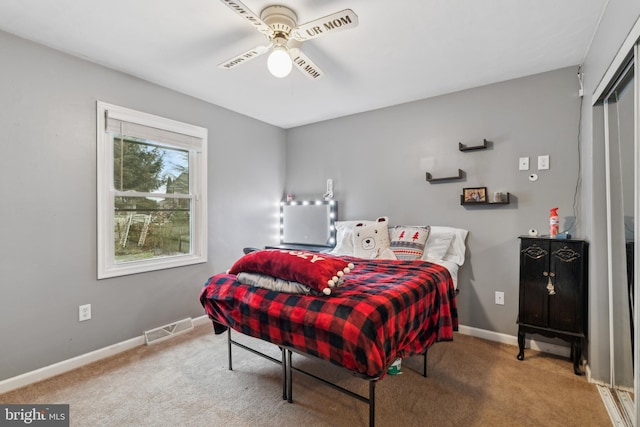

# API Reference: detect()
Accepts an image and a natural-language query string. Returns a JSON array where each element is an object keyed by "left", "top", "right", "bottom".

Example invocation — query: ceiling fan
[{"left": 218, "top": 0, "right": 359, "bottom": 79}]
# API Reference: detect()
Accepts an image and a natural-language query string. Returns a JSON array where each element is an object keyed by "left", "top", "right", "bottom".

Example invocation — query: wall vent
[{"left": 144, "top": 318, "right": 193, "bottom": 345}]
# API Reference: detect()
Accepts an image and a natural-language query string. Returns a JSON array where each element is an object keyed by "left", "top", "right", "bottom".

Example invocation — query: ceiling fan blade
[
  {"left": 291, "top": 9, "right": 358, "bottom": 41},
  {"left": 289, "top": 46, "right": 324, "bottom": 80},
  {"left": 218, "top": 0, "right": 273, "bottom": 37},
  {"left": 218, "top": 45, "right": 271, "bottom": 70}
]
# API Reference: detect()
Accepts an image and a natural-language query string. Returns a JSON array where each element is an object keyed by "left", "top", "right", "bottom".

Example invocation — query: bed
[{"left": 199, "top": 224, "right": 467, "bottom": 426}]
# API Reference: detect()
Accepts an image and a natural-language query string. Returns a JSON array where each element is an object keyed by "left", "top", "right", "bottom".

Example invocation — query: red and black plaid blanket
[{"left": 199, "top": 257, "right": 458, "bottom": 378}]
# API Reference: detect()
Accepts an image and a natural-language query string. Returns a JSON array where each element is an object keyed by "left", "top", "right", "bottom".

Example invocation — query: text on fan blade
[
  {"left": 221, "top": 0, "right": 264, "bottom": 30},
  {"left": 224, "top": 50, "right": 262, "bottom": 68},
  {"left": 293, "top": 56, "right": 321, "bottom": 79},
  {"left": 304, "top": 14, "right": 354, "bottom": 37}
]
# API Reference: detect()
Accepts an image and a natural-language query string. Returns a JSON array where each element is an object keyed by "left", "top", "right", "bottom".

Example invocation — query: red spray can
[{"left": 549, "top": 208, "right": 559, "bottom": 238}]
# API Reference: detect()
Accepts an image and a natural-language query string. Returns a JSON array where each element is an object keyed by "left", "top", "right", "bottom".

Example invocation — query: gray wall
[
  {"left": 3, "top": 0, "right": 640, "bottom": 387},
  {"left": 284, "top": 0, "right": 640, "bottom": 386},
  {"left": 286, "top": 66, "right": 582, "bottom": 337},
  {"left": 580, "top": 0, "right": 640, "bottom": 383},
  {"left": 0, "top": 30, "right": 285, "bottom": 381}
]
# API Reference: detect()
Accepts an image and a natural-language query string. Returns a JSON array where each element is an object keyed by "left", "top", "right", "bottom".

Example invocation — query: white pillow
[
  {"left": 329, "top": 221, "right": 360, "bottom": 256},
  {"left": 332, "top": 222, "right": 468, "bottom": 266},
  {"left": 430, "top": 226, "right": 468, "bottom": 266},
  {"left": 422, "top": 230, "right": 455, "bottom": 261}
]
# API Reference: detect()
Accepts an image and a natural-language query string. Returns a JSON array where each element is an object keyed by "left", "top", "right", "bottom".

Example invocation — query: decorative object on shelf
[
  {"left": 462, "top": 187, "right": 487, "bottom": 203},
  {"left": 492, "top": 192, "right": 504, "bottom": 203},
  {"left": 458, "top": 139, "right": 489, "bottom": 152},
  {"left": 425, "top": 169, "right": 464, "bottom": 183},
  {"left": 460, "top": 191, "right": 511, "bottom": 206}
]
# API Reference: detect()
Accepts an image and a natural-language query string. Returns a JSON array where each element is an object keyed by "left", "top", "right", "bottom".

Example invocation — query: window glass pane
[
  {"left": 114, "top": 196, "right": 191, "bottom": 263},
  {"left": 113, "top": 136, "right": 189, "bottom": 194}
]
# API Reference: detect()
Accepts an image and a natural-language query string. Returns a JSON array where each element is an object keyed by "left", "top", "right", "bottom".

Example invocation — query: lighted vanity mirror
[{"left": 281, "top": 200, "right": 337, "bottom": 247}]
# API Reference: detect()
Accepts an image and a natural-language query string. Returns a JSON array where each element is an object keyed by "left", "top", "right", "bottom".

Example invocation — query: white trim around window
[{"left": 96, "top": 101, "right": 208, "bottom": 279}]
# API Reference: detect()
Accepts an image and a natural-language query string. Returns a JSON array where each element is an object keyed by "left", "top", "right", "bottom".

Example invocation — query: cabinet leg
[
  {"left": 572, "top": 340, "right": 584, "bottom": 376},
  {"left": 517, "top": 330, "right": 525, "bottom": 361}
]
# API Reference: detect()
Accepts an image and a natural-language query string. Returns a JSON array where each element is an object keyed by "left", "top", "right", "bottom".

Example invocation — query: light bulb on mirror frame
[{"left": 267, "top": 45, "right": 293, "bottom": 78}]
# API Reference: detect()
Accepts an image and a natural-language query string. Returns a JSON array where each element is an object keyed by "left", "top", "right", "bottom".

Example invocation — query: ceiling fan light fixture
[
  {"left": 218, "top": 2, "right": 357, "bottom": 80},
  {"left": 267, "top": 45, "right": 292, "bottom": 78}
]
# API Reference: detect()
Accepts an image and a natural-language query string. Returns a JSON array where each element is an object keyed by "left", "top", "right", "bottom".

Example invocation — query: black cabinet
[{"left": 516, "top": 237, "right": 588, "bottom": 375}]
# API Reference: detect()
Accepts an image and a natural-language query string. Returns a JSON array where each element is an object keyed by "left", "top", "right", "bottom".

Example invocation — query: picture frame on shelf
[{"left": 462, "top": 187, "right": 487, "bottom": 203}]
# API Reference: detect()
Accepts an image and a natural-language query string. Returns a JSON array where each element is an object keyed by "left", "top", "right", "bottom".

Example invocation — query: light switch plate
[
  {"left": 538, "top": 155, "right": 550, "bottom": 170},
  {"left": 519, "top": 157, "right": 529, "bottom": 171},
  {"left": 79, "top": 304, "right": 91, "bottom": 321}
]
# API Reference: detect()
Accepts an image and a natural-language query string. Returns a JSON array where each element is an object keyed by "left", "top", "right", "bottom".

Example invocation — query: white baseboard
[
  {"left": 0, "top": 315, "right": 210, "bottom": 395},
  {"left": 457, "top": 324, "right": 571, "bottom": 358},
  {"left": 1, "top": 318, "right": 567, "bottom": 395},
  {"left": 192, "top": 315, "right": 211, "bottom": 327}
]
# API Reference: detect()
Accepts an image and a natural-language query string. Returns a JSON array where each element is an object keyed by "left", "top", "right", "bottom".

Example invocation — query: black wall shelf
[
  {"left": 459, "top": 139, "right": 489, "bottom": 152},
  {"left": 460, "top": 192, "right": 511, "bottom": 206},
  {"left": 426, "top": 169, "right": 464, "bottom": 183}
]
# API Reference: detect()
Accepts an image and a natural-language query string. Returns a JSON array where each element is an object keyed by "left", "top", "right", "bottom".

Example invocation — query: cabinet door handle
[{"left": 546, "top": 276, "right": 556, "bottom": 295}]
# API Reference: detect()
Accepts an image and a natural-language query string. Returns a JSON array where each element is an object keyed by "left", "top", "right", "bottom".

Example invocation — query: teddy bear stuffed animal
[{"left": 352, "top": 217, "right": 396, "bottom": 260}]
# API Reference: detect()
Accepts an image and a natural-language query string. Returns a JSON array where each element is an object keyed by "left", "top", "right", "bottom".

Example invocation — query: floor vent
[{"left": 144, "top": 318, "right": 193, "bottom": 345}]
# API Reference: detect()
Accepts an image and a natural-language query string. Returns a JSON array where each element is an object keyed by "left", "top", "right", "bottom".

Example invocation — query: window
[{"left": 97, "top": 101, "right": 207, "bottom": 278}]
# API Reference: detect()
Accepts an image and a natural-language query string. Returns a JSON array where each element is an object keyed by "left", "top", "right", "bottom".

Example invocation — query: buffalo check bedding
[{"left": 199, "top": 255, "right": 458, "bottom": 379}]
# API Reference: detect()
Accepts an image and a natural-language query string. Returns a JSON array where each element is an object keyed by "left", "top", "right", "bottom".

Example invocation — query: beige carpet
[{"left": 0, "top": 324, "right": 612, "bottom": 426}]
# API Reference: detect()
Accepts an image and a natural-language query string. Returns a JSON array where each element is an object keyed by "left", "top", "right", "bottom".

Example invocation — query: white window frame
[{"left": 96, "top": 101, "right": 207, "bottom": 279}]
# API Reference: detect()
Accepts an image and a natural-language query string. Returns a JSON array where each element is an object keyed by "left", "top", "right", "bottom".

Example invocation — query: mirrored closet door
[{"left": 597, "top": 40, "right": 639, "bottom": 426}]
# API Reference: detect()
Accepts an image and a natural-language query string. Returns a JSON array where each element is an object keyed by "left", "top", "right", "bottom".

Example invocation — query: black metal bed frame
[{"left": 225, "top": 328, "right": 428, "bottom": 427}]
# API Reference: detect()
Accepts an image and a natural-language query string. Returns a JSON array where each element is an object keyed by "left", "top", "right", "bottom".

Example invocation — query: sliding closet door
[
  {"left": 597, "top": 41, "right": 639, "bottom": 426},
  {"left": 604, "top": 56, "right": 634, "bottom": 390}
]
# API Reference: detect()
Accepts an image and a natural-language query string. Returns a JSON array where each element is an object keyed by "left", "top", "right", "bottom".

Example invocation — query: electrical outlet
[
  {"left": 79, "top": 304, "right": 91, "bottom": 321},
  {"left": 538, "top": 155, "right": 550, "bottom": 170},
  {"left": 518, "top": 157, "right": 529, "bottom": 171},
  {"left": 495, "top": 292, "right": 505, "bottom": 305}
]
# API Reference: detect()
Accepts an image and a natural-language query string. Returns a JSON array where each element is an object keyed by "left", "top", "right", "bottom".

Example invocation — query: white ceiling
[{"left": 0, "top": 0, "right": 607, "bottom": 129}]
